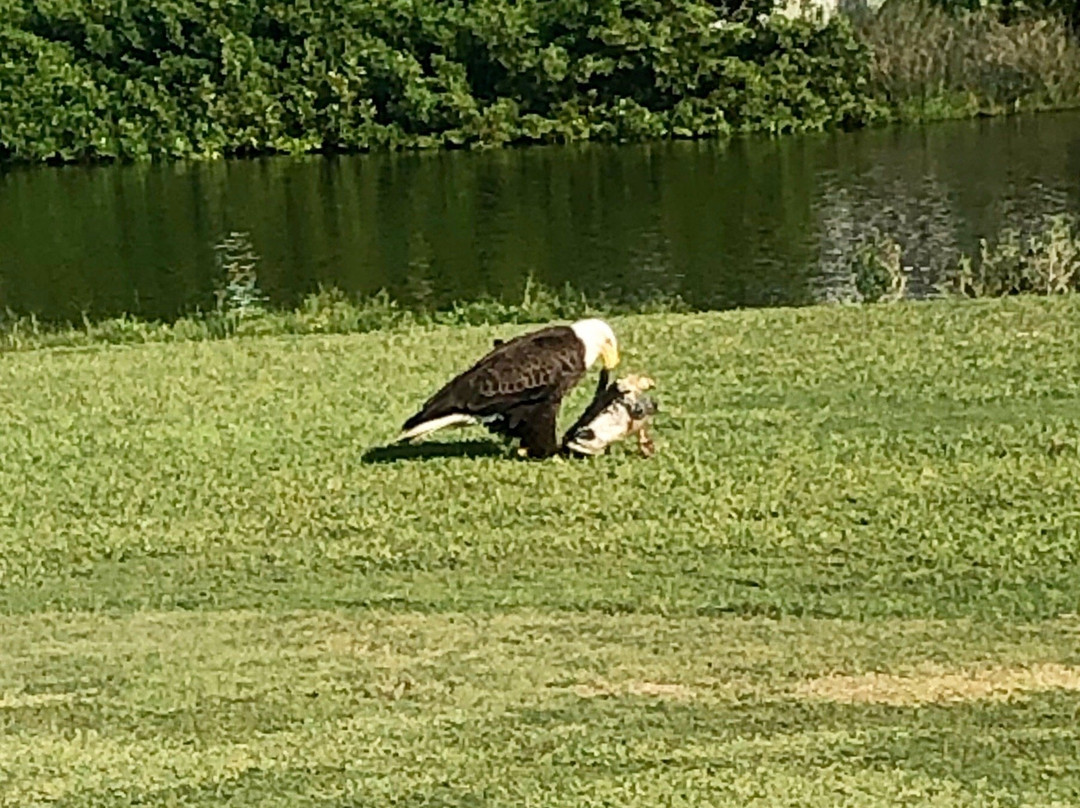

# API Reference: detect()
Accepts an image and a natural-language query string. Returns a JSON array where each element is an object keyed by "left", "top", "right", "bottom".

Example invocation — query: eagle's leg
[
  {"left": 517, "top": 402, "right": 561, "bottom": 459},
  {"left": 521, "top": 434, "right": 560, "bottom": 459}
]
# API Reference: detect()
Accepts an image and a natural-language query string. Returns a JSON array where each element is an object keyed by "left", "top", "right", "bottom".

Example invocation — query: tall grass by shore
[
  {"left": 4, "top": 214, "right": 1078, "bottom": 353},
  {"left": 861, "top": 0, "right": 1080, "bottom": 119},
  {"left": 0, "top": 283, "right": 690, "bottom": 353},
  {"left": 837, "top": 213, "right": 1080, "bottom": 303}
]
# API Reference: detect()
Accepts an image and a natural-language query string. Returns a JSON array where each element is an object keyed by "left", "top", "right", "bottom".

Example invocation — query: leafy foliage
[
  {"left": 0, "top": 0, "right": 882, "bottom": 162},
  {"left": 2, "top": 0, "right": 1078, "bottom": 162}
]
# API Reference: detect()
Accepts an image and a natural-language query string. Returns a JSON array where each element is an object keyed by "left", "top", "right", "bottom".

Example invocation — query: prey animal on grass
[
  {"left": 563, "top": 374, "right": 658, "bottom": 457},
  {"left": 397, "top": 319, "right": 620, "bottom": 459}
]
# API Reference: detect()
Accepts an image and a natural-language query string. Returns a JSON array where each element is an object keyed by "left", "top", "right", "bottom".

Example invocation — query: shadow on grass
[{"left": 362, "top": 440, "right": 508, "bottom": 464}]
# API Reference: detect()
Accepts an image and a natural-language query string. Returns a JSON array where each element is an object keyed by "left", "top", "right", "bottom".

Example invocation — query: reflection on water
[
  {"left": 814, "top": 169, "right": 1074, "bottom": 303},
  {"left": 1, "top": 111, "right": 1078, "bottom": 322}
]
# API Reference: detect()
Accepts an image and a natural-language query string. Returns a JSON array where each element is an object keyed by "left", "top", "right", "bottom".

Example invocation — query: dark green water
[{"left": 2, "top": 112, "right": 1079, "bottom": 322}]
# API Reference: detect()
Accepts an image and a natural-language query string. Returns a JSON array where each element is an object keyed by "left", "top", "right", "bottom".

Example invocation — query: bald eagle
[{"left": 397, "top": 318, "right": 620, "bottom": 458}]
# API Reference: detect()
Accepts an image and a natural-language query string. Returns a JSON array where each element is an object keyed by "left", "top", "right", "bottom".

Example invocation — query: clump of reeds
[
  {"left": 846, "top": 212, "right": 1080, "bottom": 302},
  {"left": 946, "top": 213, "right": 1080, "bottom": 297},
  {"left": 851, "top": 234, "right": 909, "bottom": 302},
  {"left": 858, "top": 0, "right": 1080, "bottom": 116}
]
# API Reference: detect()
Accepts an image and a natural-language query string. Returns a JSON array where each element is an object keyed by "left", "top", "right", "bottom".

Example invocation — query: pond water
[{"left": 2, "top": 111, "right": 1079, "bottom": 322}]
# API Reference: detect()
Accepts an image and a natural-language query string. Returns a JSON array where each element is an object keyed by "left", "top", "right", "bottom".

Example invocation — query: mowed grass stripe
[
  {"left": 2, "top": 610, "right": 1080, "bottom": 807},
  {"left": 2, "top": 297, "right": 1080, "bottom": 618}
]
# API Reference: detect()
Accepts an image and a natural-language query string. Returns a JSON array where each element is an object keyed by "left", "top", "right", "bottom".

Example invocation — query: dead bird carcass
[{"left": 562, "top": 372, "right": 658, "bottom": 457}]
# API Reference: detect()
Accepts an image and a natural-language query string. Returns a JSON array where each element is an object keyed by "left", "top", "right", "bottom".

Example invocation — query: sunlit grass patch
[
  {"left": 795, "top": 663, "right": 1080, "bottom": 705},
  {"left": 3, "top": 296, "right": 1080, "bottom": 619}
]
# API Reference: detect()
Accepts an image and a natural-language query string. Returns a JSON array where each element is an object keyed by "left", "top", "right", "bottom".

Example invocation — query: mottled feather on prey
[{"left": 563, "top": 374, "right": 658, "bottom": 457}]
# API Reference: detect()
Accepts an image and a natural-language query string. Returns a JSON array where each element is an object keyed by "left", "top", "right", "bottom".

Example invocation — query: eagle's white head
[{"left": 571, "top": 318, "right": 620, "bottom": 370}]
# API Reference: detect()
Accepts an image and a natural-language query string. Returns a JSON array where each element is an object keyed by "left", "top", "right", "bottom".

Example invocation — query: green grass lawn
[{"left": 2, "top": 297, "right": 1080, "bottom": 806}]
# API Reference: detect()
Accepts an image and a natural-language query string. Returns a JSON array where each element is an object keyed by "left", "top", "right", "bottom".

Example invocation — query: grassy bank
[
  {"left": 5, "top": 296, "right": 1080, "bottom": 618},
  {"left": 3, "top": 296, "right": 1080, "bottom": 805},
  {"left": 0, "top": 285, "right": 687, "bottom": 354}
]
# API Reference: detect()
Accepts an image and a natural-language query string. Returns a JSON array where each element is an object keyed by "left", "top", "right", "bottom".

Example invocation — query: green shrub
[
  {"left": 0, "top": 0, "right": 879, "bottom": 163},
  {"left": 851, "top": 235, "right": 907, "bottom": 302},
  {"left": 3, "top": 0, "right": 1079, "bottom": 162}
]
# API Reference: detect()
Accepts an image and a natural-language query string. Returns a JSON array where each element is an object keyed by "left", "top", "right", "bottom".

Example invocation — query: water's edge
[{"left": 2, "top": 112, "right": 1078, "bottom": 324}]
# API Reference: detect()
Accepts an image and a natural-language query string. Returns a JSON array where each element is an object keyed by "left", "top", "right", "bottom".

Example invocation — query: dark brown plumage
[{"left": 400, "top": 326, "right": 587, "bottom": 458}]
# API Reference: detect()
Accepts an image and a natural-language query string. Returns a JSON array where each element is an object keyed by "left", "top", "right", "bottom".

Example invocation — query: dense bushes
[
  {"left": 2, "top": 0, "right": 1078, "bottom": 164},
  {"left": 0, "top": 0, "right": 885, "bottom": 162}
]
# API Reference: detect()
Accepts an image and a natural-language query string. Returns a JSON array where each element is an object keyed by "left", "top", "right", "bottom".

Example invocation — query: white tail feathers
[{"left": 396, "top": 413, "right": 478, "bottom": 442}]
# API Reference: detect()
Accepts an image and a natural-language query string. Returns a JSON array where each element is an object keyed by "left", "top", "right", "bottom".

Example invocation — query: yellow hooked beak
[{"left": 600, "top": 342, "right": 620, "bottom": 370}]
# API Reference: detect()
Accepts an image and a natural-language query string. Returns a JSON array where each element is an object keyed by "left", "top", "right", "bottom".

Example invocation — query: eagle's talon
[{"left": 637, "top": 428, "right": 656, "bottom": 458}]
